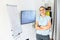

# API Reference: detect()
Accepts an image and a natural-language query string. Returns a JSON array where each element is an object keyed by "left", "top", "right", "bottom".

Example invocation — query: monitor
[{"left": 21, "top": 10, "right": 36, "bottom": 24}]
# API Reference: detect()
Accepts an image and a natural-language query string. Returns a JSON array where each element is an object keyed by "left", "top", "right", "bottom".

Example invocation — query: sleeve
[
  {"left": 47, "top": 16, "right": 51, "bottom": 22},
  {"left": 36, "top": 16, "right": 39, "bottom": 22}
]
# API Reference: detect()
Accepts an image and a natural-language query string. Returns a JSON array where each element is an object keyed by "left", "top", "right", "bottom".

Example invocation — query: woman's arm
[
  {"left": 40, "top": 20, "right": 51, "bottom": 30},
  {"left": 35, "top": 21, "right": 44, "bottom": 30},
  {"left": 35, "top": 20, "right": 51, "bottom": 30}
]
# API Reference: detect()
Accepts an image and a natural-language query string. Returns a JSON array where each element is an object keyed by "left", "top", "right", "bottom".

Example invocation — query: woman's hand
[
  {"left": 35, "top": 20, "right": 51, "bottom": 30},
  {"left": 35, "top": 21, "right": 44, "bottom": 30},
  {"left": 39, "top": 20, "right": 51, "bottom": 30}
]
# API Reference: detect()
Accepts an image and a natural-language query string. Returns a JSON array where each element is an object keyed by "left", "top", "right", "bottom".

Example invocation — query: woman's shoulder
[
  {"left": 46, "top": 15, "right": 51, "bottom": 18},
  {"left": 46, "top": 15, "right": 51, "bottom": 20}
]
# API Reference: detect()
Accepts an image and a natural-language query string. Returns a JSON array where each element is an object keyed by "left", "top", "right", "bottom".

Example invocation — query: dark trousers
[{"left": 36, "top": 34, "right": 50, "bottom": 40}]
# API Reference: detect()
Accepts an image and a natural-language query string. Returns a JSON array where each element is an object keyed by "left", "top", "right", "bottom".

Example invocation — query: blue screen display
[{"left": 21, "top": 10, "right": 36, "bottom": 24}]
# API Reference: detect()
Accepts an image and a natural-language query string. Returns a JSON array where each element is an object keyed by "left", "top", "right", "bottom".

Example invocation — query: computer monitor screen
[{"left": 21, "top": 10, "right": 36, "bottom": 24}]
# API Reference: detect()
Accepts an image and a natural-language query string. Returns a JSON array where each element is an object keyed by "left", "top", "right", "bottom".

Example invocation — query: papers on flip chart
[{"left": 7, "top": 4, "right": 22, "bottom": 38}]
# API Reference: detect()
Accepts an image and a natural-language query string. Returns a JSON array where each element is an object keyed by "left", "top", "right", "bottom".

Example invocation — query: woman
[{"left": 35, "top": 6, "right": 51, "bottom": 40}]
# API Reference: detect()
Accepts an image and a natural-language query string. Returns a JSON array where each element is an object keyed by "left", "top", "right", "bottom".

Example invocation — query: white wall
[
  {"left": 0, "top": 5, "right": 12, "bottom": 40},
  {"left": 0, "top": 0, "right": 36, "bottom": 40},
  {"left": 0, "top": 0, "right": 54, "bottom": 40},
  {"left": 0, "top": 0, "right": 19, "bottom": 40}
]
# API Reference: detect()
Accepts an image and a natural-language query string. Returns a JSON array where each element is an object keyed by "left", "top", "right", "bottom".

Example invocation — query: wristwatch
[{"left": 38, "top": 25, "right": 41, "bottom": 27}]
